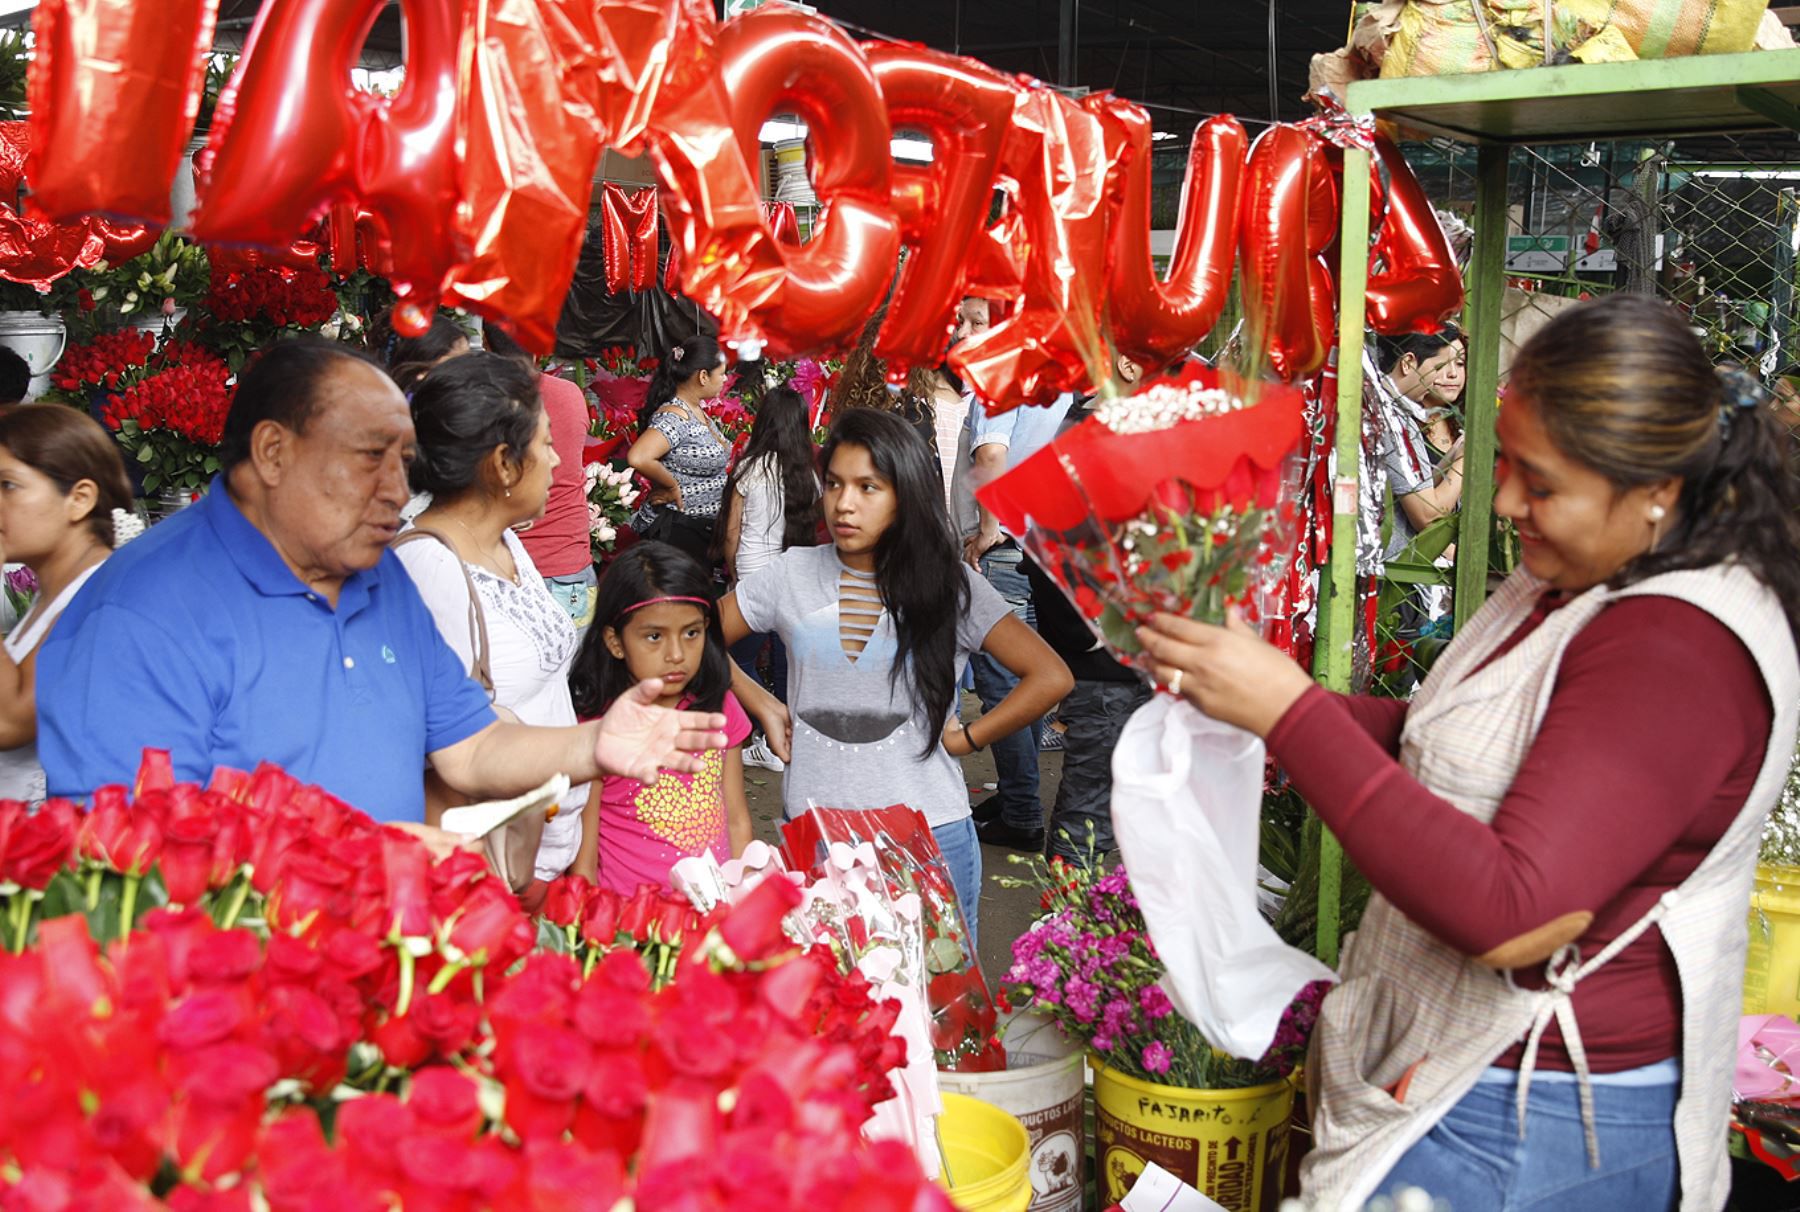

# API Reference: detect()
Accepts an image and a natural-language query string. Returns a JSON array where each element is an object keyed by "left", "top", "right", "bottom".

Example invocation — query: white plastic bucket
[
  {"left": 0, "top": 311, "right": 68, "bottom": 400},
  {"left": 132, "top": 308, "right": 187, "bottom": 348},
  {"left": 939, "top": 1014, "right": 1086, "bottom": 1212}
]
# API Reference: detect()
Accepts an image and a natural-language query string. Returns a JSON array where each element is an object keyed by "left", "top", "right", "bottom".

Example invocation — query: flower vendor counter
[{"left": 1312, "top": 48, "right": 1800, "bottom": 965}]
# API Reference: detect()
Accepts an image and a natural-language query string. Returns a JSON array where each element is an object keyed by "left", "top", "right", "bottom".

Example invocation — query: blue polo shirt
[{"left": 36, "top": 480, "right": 495, "bottom": 820}]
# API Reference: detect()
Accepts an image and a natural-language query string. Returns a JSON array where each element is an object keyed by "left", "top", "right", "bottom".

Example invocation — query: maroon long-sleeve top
[{"left": 1267, "top": 594, "right": 1773, "bottom": 1072}]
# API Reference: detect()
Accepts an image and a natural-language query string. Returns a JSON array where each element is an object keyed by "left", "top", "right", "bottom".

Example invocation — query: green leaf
[
  {"left": 1097, "top": 602, "right": 1142, "bottom": 655},
  {"left": 143, "top": 473, "right": 163, "bottom": 493},
  {"left": 203, "top": 455, "right": 220, "bottom": 474},
  {"left": 136, "top": 445, "right": 155, "bottom": 463}
]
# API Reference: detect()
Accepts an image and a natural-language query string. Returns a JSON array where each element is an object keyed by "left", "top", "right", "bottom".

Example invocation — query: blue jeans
[
  {"left": 729, "top": 631, "right": 789, "bottom": 705},
  {"left": 1047, "top": 679, "right": 1151, "bottom": 863},
  {"left": 971, "top": 544, "right": 1042, "bottom": 830},
  {"left": 931, "top": 816, "right": 982, "bottom": 953},
  {"left": 544, "top": 566, "right": 598, "bottom": 645},
  {"left": 1379, "top": 1066, "right": 1679, "bottom": 1211}
]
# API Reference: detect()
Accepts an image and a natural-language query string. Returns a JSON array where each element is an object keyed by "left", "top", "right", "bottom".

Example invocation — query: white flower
[
  {"left": 595, "top": 523, "right": 616, "bottom": 543},
  {"left": 319, "top": 319, "right": 341, "bottom": 341}
]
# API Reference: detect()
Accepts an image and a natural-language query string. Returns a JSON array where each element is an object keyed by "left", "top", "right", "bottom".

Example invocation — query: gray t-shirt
[{"left": 735, "top": 545, "right": 1010, "bottom": 827}]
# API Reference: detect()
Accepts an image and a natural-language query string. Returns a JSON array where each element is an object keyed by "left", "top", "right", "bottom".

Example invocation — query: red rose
[
  {"left": 520, "top": 1140, "right": 627, "bottom": 1212},
  {"left": 447, "top": 879, "right": 529, "bottom": 965},
  {"left": 500, "top": 1021, "right": 589, "bottom": 1141},
  {"left": 3, "top": 798, "right": 77, "bottom": 889},
  {"left": 571, "top": 974, "right": 651, "bottom": 1048},
  {"left": 719, "top": 875, "right": 802, "bottom": 962},
  {"left": 541, "top": 874, "right": 591, "bottom": 928},
  {"left": 579, "top": 886, "right": 621, "bottom": 948},
  {"left": 265, "top": 985, "right": 349, "bottom": 1089},
  {"left": 170, "top": 1042, "right": 279, "bottom": 1180},
  {"left": 408, "top": 990, "right": 480, "bottom": 1058},
  {"left": 379, "top": 829, "right": 435, "bottom": 938},
  {"left": 407, "top": 1067, "right": 482, "bottom": 1141}
]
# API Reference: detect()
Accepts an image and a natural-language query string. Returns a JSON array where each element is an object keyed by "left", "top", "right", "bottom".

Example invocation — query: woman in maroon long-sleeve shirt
[{"left": 1139, "top": 296, "right": 1800, "bottom": 1210}]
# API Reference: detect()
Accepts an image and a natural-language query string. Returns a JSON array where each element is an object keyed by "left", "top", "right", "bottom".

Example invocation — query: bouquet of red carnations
[{"left": 977, "top": 362, "right": 1306, "bottom": 669}]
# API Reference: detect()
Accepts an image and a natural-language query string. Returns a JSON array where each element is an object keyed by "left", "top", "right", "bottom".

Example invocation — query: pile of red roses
[
  {"left": 93, "top": 342, "right": 234, "bottom": 496},
  {"left": 100, "top": 344, "right": 233, "bottom": 448},
  {"left": 0, "top": 753, "right": 948, "bottom": 1212},
  {"left": 48, "top": 327, "right": 155, "bottom": 394},
  {"left": 201, "top": 262, "right": 338, "bottom": 330}
]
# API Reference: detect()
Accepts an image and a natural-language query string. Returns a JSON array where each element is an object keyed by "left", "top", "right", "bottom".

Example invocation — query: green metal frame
[{"left": 1310, "top": 48, "right": 1800, "bottom": 964}]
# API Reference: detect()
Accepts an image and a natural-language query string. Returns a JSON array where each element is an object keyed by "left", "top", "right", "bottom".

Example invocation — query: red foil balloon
[
  {"left": 442, "top": 0, "right": 608, "bottom": 353},
  {"left": 27, "top": 0, "right": 217, "bottom": 226},
  {"left": 1238, "top": 125, "right": 1339, "bottom": 383},
  {"left": 761, "top": 201, "right": 801, "bottom": 247},
  {"left": 949, "top": 86, "right": 1124, "bottom": 411},
  {"left": 598, "top": 183, "right": 658, "bottom": 294},
  {"left": 193, "top": 0, "right": 466, "bottom": 314},
  {"left": 864, "top": 44, "right": 1020, "bottom": 377},
  {"left": 649, "top": 5, "right": 899, "bottom": 356},
  {"left": 0, "top": 211, "right": 105, "bottom": 290},
  {"left": 594, "top": 0, "right": 693, "bottom": 155},
  {"left": 1103, "top": 107, "right": 1246, "bottom": 371},
  {"left": 1366, "top": 133, "right": 1464, "bottom": 335},
  {"left": 93, "top": 220, "right": 160, "bottom": 263}
]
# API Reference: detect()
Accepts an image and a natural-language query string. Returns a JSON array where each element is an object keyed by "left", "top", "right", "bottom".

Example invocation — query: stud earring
[{"left": 1648, "top": 504, "right": 1666, "bottom": 522}]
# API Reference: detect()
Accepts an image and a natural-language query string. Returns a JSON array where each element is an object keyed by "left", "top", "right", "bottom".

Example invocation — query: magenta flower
[{"left": 1141, "top": 1041, "right": 1173, "bottom": 1075}]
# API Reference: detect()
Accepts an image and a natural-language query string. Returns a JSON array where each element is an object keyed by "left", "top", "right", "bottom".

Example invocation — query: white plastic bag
[{"left": 1112, "top": 694, "right": 1336, "bottom": 1059}]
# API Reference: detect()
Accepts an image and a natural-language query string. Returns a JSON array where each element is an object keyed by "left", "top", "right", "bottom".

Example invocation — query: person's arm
[
  {"left": 723, "top": 747, "right": 751, "bottom": 858},
  {"left": 0, "top": 641, "right": 37, "bottom": 749},
  {"left": 1396, "top": 453, "right": 1464, "bottom": 531},
  {"left": 572, "top": 780, "right": 600, "bottom": 882},
  {"left": 943, "top": 613, "right": 1074, "bottom": 757},
  {"left": 431, "top": 679, "right": 727, "bottom": 799},
  {"left": 718, "top": 588, "right": 791, "bottom": 759},
  {"left": 626, "top": 423, "right": 682, "bottom": 508},
  {"left": 1264, "top": 599, "right": 1769, "bottom": 967},
  {"left": 721, "top": 484, "right": 747, "bottom": 581},
  {"left": 962, "top": 441, "right": 1010, "bottom": 568}
]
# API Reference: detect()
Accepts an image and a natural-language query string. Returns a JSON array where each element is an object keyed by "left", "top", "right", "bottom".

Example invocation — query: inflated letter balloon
[
  {"left": 442, "top": 0, "right": 607, "bottom": 353},
  {"left": 1365, "top": 133, "right": 1463, "bottom": 335},
  {"left": 950, "top": 87, "right": 1124, "bottom": 411},
  {"left": 762, "top": 201, "right": 801, "bottom": 247},
  {"left": 864, "top": 44, "right": 1019, "bottom": 376},
  {"left": 594, "top": 0, "right": 692, "bottom": 155},
  {"left": 1238, "top": 125, "right": 1338, "bottom": 383},
  {"left": 193, "top": 0, "right": 466, "bottom": 317},
  {"left": 27, "top": 0, "right": 218, "bottom": 226},
  {"left": 1103, "top": 107, "right": 1245, "bottom": 370},
  {"left": 598, "top": 183, "right": 659, "bottom": 294},
  {"left": 649, "top": 5, "right": 899, "bottom": 355}
]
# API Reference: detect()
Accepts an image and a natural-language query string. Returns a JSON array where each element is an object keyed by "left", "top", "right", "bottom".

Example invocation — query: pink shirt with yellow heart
[{"left": 593, "top": 692, "right": 751, "bottom": 894}]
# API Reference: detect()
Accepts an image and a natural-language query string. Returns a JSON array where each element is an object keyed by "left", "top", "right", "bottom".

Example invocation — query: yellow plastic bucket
[
  {"left": 1744, "top": 863, "right": 1800, "bottom": 1018},
  {"left": 938, "top": 1092, "right": 1033, "bottom": 1212},
  {"left": 1092, "top": 1058, "right": 1294, "bottom": 1212}
]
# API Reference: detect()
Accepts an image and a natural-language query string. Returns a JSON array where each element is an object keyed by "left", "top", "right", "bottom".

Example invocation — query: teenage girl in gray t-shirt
[{"left": 718, "top": 409, "right": 1073, "bottom": 943}]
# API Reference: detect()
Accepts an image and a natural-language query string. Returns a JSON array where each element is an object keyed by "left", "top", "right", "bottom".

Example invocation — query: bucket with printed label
[
  {"left": 1092, "top": 1057, "right": 1294, "bottom": 1212},
  {"left": 939, "top": 1014, "right": 1086, "bottom": 1211}
]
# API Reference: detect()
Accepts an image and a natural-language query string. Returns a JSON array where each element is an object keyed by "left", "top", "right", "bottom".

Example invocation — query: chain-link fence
[{"left": 1363, "top": 131, "right": 1800, "bottom": 691}]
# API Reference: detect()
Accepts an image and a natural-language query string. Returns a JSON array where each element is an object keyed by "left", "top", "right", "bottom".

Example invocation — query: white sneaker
[{"left": 743, "top": 736, "right": 785, "bottom": 772}]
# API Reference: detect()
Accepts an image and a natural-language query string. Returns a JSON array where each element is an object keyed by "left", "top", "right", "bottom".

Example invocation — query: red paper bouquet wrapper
[{"left": 977, "top": 363, "right": 1307, "bottom": 668}]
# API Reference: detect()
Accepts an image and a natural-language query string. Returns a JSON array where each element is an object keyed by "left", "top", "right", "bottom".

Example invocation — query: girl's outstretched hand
[
  {"left": 1134, "top": 609, "right": 1315, "bottom": 738},
  {"left": 595, "top": 678, "right": 729, "bottom": 783}
]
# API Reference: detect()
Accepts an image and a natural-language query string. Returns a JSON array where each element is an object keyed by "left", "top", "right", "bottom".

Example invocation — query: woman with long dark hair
[
  {"left": 718, "top": 408, "right": 1072, "bottom": 943},
  {"left": 625, "top": 335, "right": 732, "bottom": 565},
  {"left": 1139, "top": 294, "right": 1800, "bottom": 1209},
  {"left": 715, "top": 385, "right": 821, "bottom": 770}
]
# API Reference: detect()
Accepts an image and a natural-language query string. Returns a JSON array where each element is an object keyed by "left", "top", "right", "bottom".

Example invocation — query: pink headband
[{"left": 621, "top": 595, "right": 711, "bottom": 616}]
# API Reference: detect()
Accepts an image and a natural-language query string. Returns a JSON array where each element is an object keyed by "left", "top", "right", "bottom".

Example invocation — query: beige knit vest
[{"left": 1300, "top": 565, "right": 1800, "bottom": 1211}]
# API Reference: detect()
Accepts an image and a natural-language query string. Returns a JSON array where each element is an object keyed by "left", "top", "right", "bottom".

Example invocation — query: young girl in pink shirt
[{"left": 570, "top": 542, "right": 751, "bottom": 893}]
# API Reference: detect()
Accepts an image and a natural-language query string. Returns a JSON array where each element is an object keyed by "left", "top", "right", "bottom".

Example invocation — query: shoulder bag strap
[{"left": 392, "top": 528, "right": 495, "bottom": 696}]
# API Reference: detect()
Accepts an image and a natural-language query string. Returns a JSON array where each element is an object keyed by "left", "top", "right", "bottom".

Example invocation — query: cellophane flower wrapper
[
  {"left": 977, "top": 363, "right": 1308, "bottom": 678},
  {"left": 782, "top": 805, "right": 1007, "bottom": 1074}
]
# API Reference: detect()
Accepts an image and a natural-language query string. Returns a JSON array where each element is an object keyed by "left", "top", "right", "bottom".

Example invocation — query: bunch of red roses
[
  {"left": 201, "top": 262, "right": 338, "bottom": 330},
  {"left": 48, "top": 327, "right": 155, "bottom": 394},
  {"left": 0, "top": 752, "right": 946, "bottom": 1212},
  {"left": 96, "top": 343, "right": 234, "bottom": 496}
]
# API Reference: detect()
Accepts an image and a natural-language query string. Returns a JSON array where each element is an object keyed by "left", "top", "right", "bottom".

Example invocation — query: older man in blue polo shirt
[{"left": 37, "top": 340, "right": 723, "bottom": 820}]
